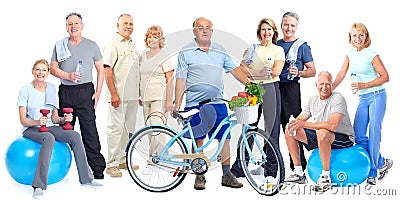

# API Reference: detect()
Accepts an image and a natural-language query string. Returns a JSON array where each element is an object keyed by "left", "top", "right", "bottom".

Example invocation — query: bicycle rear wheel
[
  {"left": 239, "top": 129, "right": 284, "bottom": 196},
  {"left": 126, "top": 126, "right": 189, "bottom": 192}
]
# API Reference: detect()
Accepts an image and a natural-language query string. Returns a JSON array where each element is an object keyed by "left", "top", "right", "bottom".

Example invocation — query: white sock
[
  {"left": 321, "top": 170, "right": 330, "bottom": 177},
  {"left": 294, "top": 166, "right": 303, "bottom": 175}
]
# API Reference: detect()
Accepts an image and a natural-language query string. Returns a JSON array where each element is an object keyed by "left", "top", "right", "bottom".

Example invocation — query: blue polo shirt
[
  {"left": 176, "top": 39, "right": 238, "bottom": 107},
  {"left": 277, "top": 39, "right": 314, "bottom": 82}
]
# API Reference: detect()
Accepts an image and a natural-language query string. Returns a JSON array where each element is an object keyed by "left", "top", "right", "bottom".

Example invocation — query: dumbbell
[
  {"left": 38, "top": 109, "right": 50, "bottom": 132},
  {"left": 62, "top": 108, "right": 73, "bottom": 130}
]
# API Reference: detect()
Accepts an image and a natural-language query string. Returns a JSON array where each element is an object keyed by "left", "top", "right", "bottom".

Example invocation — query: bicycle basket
[{"left": 233, "top": 104, "right": 259, "bottom": 124}]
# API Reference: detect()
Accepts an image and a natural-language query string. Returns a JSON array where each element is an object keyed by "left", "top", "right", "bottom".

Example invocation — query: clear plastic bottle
[
  {"left": 288, "top": 114, "right": 296, "bottom": 136},
  {"left": 351, "top": 73, "right": 358, "bottom": 94},
  {"left": 265, "top": 57, "right": 273, "bottom": 79},
  {"left": 75, "top": 60, "right": 83, "bottom": 83},
  {"left": 287, "top": 61, "right": 296, "bottom": 80}
]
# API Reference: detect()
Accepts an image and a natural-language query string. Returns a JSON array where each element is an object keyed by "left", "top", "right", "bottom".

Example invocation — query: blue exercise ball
[
  {"left": 5, "top": 136, "right": 72, "bottom": 185},
  {"left": 307, "top": 145, "right": 370, "bottom": 186}
]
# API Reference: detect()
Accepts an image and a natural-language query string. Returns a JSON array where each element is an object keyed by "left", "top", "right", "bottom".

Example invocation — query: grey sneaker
[
  {"left": 194, "top": 174, "right": 206, "bottom": 190},
  {"left": 284, "top": 172, "right": 307, "bottom": 184},
  {"left": 314, "top": 175, "right": 332, "bottom": 193},
  {"left": 221, "top": 172, "right": 243, "bottom": 188},
  {"left": 378, "top": 159, "right": 393, "bottom": 180},
  {"left": 250, "top": 166, "right": 263, "bottom": 175},
  {"left": 367, "top": 177, "right": 376, "bottom": 185},
  {"left": 81, "top": 180, "right": 104, "bottom": 187}
]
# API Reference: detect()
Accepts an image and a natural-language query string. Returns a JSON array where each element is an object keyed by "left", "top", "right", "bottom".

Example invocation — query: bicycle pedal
[
  {"left": 217, "top": 155, "right": 222, "bottom": 162},
  {"left": 173, "top": 167, "right": 180, "bottom": 177}
]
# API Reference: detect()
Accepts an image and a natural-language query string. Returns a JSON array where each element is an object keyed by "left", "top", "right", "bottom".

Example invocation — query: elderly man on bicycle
[{"left": 173, "top": 17, "right": 249, "bottom": 190}]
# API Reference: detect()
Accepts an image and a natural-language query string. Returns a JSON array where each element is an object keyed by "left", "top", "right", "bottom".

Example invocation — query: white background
[{"left": 0, "top": 0, "right": 398, "bottom": 199}]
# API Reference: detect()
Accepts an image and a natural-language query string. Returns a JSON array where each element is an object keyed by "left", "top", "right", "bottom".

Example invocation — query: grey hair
[
  {"left": 282, "top": 12, "right": 299, "bottom": 25},
  {"left": 118, "top": 13, "right": 132, "bottom": 21},
  {"left": 318, "top": 71, "right": 333, "bottom": 81},
  {"left": 66, "top": 12, "right": 82, "bottom": 23}
]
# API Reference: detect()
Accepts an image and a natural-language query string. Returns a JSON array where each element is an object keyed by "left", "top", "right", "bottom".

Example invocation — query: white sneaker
[
  {"left": 142, "top": 165, "right": 160, "bottom": 175},
  {"left": 284, "top": 172, "right": 307, "bottom": 184},
  {"left": 367, "top": 177, "right": 376, "bottom": 185},
  {"left": 265, "top": 176, "right": 277, "bottom": 183},
  {"left": 259, "top": 176, "right": 277, "bottom": 191},
  {"left": 378, "top": 159, "right": 393, "bottom": 180},
  {"left": 314, "top": 175, "right": 332, "bottom": 193},
  {"left": 32, "top": 188, "right": 43, "bottom": 199}
]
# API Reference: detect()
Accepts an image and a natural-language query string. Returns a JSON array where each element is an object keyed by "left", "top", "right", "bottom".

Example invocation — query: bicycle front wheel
[
  {"left": 239, "top": 129, "right": 284, "bottom": 196},
  {"left": 126, "top": 126, "right": 189, "bottom": 192}
]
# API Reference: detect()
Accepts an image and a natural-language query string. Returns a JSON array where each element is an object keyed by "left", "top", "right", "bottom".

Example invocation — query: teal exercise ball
[
  {"left": 5, "top": 136, "right": 72, "bottom": 185},
  {"left": 307, "top": 145, "right": 370, "bottom": 186}
]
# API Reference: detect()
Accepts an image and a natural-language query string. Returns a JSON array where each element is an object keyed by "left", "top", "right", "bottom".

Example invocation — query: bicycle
[{"left": 125, "top": 98, "right": 284, "bottom": 196}]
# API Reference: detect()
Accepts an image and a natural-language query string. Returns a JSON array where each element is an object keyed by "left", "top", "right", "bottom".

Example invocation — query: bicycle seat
[
  {"left": 199, "top": 97, "right": 228, "bottom": 106},
  {"left": 172, "top": 109, "right": 200, "bottom": 121}
]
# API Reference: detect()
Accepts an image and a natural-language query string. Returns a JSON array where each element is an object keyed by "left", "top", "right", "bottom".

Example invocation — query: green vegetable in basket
[
  {"left": 245, "top": 82, "right": 265, "bottom": 104},
  {"left": 228, "top": 97, "right": 248, "bottom": 111}
]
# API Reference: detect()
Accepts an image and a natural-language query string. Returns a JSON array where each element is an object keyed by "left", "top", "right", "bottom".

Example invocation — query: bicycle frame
[
  {"left": 148, "top": 110, "right": 268, "bottom": 170},
  {"left": 125, "top": 102, "right": 284, "bottom": 195}
]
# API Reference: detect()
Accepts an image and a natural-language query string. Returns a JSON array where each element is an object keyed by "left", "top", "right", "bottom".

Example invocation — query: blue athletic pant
[{"left": 354, "top": 89, "right": 386, "bottom": 178}]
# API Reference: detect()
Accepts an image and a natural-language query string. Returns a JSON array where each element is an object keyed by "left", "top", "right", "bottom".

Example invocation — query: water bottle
[
  {"left": 287, "top": 61, "right": 296, "bottom": 80},
  {"left": 288, "top": 114, "right": 296, "bottom": 136},
  {"left": 265, "top": 57, "right": 273, "bottom": 79},
  {"left": 351, "top": 73, "right": 358, "bottom": 94},
  {"left": 75, "top": 60, "right": 83, "bottom": 83}
]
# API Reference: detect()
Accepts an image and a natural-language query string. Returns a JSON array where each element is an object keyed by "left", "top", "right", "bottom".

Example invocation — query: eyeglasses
[{"left": 195, "top": 27, "right": 213, "bottom": 32}]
